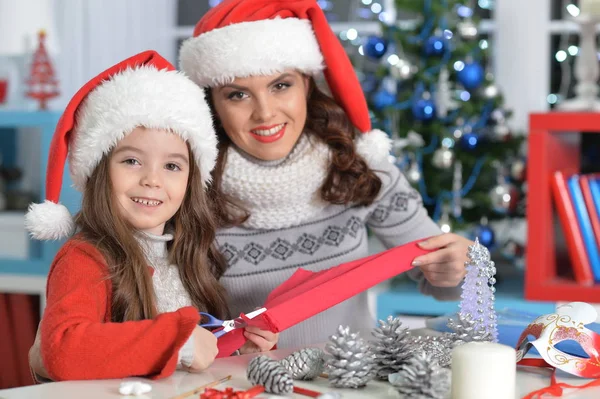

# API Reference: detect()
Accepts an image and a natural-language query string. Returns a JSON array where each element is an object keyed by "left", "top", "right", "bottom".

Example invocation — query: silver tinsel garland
[
  {"left": 410, "top": 334, "right": 455, "bottom": 368},
  {"left": 246, "top": 355, "right": 293, "bottom": 394},
  {"left": 325, "top": 325, "right": 376, "bottom": 388},
  {"left": 389, "top": 352, "right": 451, "bottom": 399},
  {"left": 371, "top": 316, "right": 414, "bottom": 379},
  {"left": 279, "top": 347, "right": 325, "bottom": 380}
]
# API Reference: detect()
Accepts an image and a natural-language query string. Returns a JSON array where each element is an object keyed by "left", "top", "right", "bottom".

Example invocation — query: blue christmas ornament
[
  {"left": 372, "top": 89, "right": 396, "bottom": 110},
  {"left": 460, "top": 132, "right": 479, "bottom": 150},
  {"left": 364, "top": 35, "right": 388, "bottom": 59},
  {"left": 424, "top": 35, "right": 446, "bottom": 56},
  {"left": 411, "top": 98, "right": 436, "bottom": 121},
  {"left": 474, "top": 224, "right": 495, "bottom": 248},
  {"left": 457, "top": 60, "right": 484, "bottom": 90}
]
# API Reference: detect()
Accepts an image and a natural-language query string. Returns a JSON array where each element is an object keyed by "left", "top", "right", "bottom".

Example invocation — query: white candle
[
  {"left": 451, "top": 342, "right": 516, "bottom": 399},
  {"left": 580, "top": 0, "right": 600, "bottom": 18}
]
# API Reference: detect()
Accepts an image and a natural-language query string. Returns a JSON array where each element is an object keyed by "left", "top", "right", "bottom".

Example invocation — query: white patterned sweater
[{"left": 217, "top": 135, "right": 461, "bottom": 348}]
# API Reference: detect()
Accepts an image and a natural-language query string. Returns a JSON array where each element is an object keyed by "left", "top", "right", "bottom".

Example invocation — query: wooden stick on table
[{"left": 169, "top": 375, "right": 232, "bottom": 399}]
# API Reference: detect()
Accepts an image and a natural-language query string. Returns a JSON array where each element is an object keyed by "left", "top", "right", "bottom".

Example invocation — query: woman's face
[{"left": 211, "top": 70, "right": 310, "bottom": 161}]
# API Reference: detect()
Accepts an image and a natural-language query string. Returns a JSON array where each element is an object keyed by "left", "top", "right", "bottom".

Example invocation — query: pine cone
[
  {"left": 279, "top": 347, "right": 325, "bottom": 380},
  {"left": 411, "top": 335, "right": 454, "bottom": 368},
  {"left": 246, "top": 355, "right": 293, "bottom": 394},
  {"left": 371, "top": 316, "right": 414, "bottom": 379},
  {"left": 447, "top": 312, "right": 493, "bottom": 345},
  {"left": 325, "top": 325, "right": 376, "bottom": 388},
  {"left": 389, "top": 352, "right": 451, "bottom": 399}
]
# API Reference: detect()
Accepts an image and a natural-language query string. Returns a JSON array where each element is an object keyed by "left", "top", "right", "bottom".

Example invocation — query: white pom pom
[
  {"left": 119, "top": 381, "right": 152, "bottom": 396},
  {"left": 24, "top": 200, "right": 74, "bottom": 241},
  {"left": 355, "top": 129, "right": 392, "bottom": 168}
]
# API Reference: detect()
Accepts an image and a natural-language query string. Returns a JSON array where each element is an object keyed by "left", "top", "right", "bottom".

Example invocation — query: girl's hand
[
  {"left": 239, "top": 326, "right": 279, "bottom": 354},
  {"left": 188, "top": 326, "right": 219, "bottom": 372},
  {"left": 411, "top": 233, "right": 474, "bottom": 287}
]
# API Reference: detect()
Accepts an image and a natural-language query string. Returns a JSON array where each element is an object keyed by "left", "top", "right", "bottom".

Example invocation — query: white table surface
[{"left": 1, "top": 345, "right": 599, "bottom": 399}]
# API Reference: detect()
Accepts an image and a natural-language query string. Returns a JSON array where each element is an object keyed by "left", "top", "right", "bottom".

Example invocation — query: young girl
[
  {"left": 179, "top": 0, "right": 475, "bottom": 348},
  {"left": 25, "top": 51, "right": 277, "bottom": 381}
]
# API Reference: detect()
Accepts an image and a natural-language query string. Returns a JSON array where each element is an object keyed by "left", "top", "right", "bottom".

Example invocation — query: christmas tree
[
  {"left": 354, "top": 1, "right": 526, "bottom": 246},
  {"left": 25, "top": 30, "right": 60, "bottom": 110}
]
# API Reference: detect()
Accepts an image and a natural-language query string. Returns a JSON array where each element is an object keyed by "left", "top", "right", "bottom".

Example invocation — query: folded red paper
[{"left": 216, "top": 238, "right": 430, "bottom": 357}]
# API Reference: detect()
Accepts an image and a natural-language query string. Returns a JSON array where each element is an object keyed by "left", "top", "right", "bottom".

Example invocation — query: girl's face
[
  {"left": 211, "top": 70, "right": 310, "bottom": 161},
  {"left": 109, "top": 127, "right": 190, "bottom": 235}
]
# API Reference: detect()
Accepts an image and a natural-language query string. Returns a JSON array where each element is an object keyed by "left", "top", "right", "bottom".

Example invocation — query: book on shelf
[
  {"left": 551, "top": 170, "right": 595, "bottom": 285},
  {"left": 567, "top": 174, "right": 600, "bottom": 281}
]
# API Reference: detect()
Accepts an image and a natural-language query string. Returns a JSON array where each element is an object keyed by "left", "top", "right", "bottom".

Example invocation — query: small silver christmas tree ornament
[
  {"left": 371, "top": 316, "right": 414, "bottom": 379},
  {"left": 247, "top": 355, "right": 293, "bottom": 394},
  {"left": 325, "top": 325, "right": 376, "bottom": 388},
  {"left": 452, "top": 238, "right": 499, "bottom": 342},
  {"left": 410, "top": 335, "right": 454, "bottom": 368},
  {"left": 389, "top": 352, "right": 451, "bottom": 399},
  {"left": 279, "top": 347, "right": 325, "bottom": 380}
]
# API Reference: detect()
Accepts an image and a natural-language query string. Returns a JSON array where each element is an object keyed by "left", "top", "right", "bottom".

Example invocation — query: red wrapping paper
[{"left": 216, "top": 238, "right": 429, "bottom": 357}]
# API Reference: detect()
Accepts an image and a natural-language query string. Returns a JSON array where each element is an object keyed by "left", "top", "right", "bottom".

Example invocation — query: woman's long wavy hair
[
  {"left": 208, "top": 76, "right": 383, "bottom": 227},
  {"left": 75, "top": 145, "right": 230, "bottom": 322}
]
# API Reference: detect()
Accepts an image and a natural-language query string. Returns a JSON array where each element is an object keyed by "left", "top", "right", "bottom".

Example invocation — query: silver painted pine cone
[
  {"left": 371, "top": 316, "right": 414, "bottom": 379},
  {"left": 389, "top": 352, "right": 451, "bottom": 399},
  {"left": 325, "top": 325, "right": 376, "bottom": 388},
  {"left": 447, "top": 312, "right": 493, "bottom": 345},
  {"left": 247, "top": 355, "right": 293, "bottom": 394},
  {"left": 279, "top": 347, "right": 325, "bottom": 380}
]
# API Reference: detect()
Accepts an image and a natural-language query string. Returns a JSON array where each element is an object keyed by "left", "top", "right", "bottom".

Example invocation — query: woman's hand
[
  {"left": 411, "top": 233, "right": 475, "bottom": 287},
  {"left": 238, "top": 326, "right": 279, "bottom": 355}
]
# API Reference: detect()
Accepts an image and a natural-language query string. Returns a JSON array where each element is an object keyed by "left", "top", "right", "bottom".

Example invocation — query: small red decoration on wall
[{"left": 25, "top": 30, "right": 59, "bottom": 110}]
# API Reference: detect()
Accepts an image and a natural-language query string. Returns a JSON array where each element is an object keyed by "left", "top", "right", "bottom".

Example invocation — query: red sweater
[{"left": 41, "top": 239, "right": 200, "bottom": 381}]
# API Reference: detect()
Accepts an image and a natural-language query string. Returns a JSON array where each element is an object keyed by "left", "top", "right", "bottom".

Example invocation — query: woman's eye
[
  {"left": 274, "top": 82, "right": 291, "bottom": 91},
  {"left": 227, "top": 91, "right": 248, "bottom": 100},
  {"left": 165, "top": 163, "right": 181, "bottom": 171}
]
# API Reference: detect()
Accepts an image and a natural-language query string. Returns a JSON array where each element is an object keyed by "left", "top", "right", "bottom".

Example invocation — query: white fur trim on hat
[
  {"left": 179, "top": 18, "right": 324, "bottom": 87},
  {"left": 70, "top": 66, "right": 217, "bottom": 190},
  {"left": 25, "top": 200, "right": 74, "bottom": 240},
  {"left": 355, "top": 129, "right": 392, "bottom": 168}
]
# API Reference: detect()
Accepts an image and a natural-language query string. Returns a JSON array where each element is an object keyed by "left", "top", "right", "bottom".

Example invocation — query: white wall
[{"left": 52, "top": 0, "right": 177, "bottom": 108}]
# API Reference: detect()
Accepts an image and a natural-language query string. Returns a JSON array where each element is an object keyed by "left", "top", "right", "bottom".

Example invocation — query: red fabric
[
  {"left": 0, "top": 294, "right": 19, "bottom": 388},
  {"left": 519, "top": 359, "right": 600, "bottom": 398},
  {"left": 45, "top": 50, "right": 174, "bottom": 205},
  {"left": 191, "top": 0, "right": 371, "bottom": 133},
  {"left": 216, "top": 239, "right": 429, "bottom": 356},
  {"left": 0, "top": 293, "right": 38, "bottom": 389},
  {"left": 41, "top": 239, "right": 199, "bottom": 380}
]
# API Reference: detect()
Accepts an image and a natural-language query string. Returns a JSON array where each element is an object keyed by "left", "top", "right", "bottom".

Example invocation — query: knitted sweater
[
  {"left": 40, "top": 233, "right": 199, "bottom": 381},
  {"left": 218, "top": 136, "right": 461, "bottom": 348}
]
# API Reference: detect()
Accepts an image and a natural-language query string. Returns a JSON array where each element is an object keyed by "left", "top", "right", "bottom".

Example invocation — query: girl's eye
[
  {"left": 273, "top": 82, "right": 291, "bottom": 91},
  {"left": 165, "top": 163, "right": 181, "bottom": 171},
  {"left": 123, "top": 158, "right": 140, "bottom": 166},
  {"left": 227, "top": 91, "right": 248, "bottom": 100}
]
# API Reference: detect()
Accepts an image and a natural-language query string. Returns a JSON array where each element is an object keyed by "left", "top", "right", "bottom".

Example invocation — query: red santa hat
[
  {"left": 179, "top": 0, "right": 391, "bottom": 166},
  {"left": 25, "top": 50, "right": 218, "bottom": 241}
]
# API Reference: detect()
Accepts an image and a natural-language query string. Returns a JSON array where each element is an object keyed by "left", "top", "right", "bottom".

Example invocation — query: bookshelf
[
  {"left": 0, "top": 110, "right": 79, "bottom": 302},
  {"left": 526, "top": 112, "right": 600, "bottom": 303}
]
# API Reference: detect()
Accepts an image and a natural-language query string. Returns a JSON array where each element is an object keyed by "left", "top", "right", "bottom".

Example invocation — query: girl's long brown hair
[
  {"left": 209, "top": 77, "right": 383, "bottom": 227},
  {"left": 75, "top": 146, "right": 229, "bottom": 322}
]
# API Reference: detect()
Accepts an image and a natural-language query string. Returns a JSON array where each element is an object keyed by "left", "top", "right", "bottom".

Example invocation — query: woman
[{"left": 179, "top": 0, "right": 474, "bottom": 348}]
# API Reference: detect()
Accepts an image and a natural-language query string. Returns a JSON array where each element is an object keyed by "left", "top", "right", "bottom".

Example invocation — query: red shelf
[{"left": 526, "top": 112, "right": 600, "bottom": 302}]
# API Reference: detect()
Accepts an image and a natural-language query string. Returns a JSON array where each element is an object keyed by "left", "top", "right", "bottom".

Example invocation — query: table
[{"left": 1, "top": 345, "right": 599, "bottom": 399}]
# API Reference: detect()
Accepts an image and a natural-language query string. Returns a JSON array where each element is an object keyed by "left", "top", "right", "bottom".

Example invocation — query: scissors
[{"left": 199, "top": 307, "right": 267, "bottom": 338}]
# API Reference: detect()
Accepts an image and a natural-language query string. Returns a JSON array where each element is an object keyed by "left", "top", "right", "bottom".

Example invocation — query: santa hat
[
  {"left": 179, "top": 0, "right": 390, "bottom": 166},
  {"left": 25, "top": 50, "right": 218, "bottom": 241}
]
